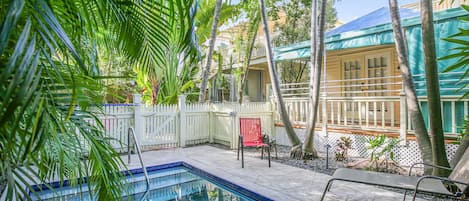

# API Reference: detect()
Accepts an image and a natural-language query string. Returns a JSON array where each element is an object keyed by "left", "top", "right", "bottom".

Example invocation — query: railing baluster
[
  {"left": 366, "top": 102, "right": 369, "bottom": 127},
  {"left": 382, "top": 101, "right": 385, "bottom": 128},
  {"left": 358, "top": 101, "right": 362, "bottom": 126},
  {"left": 391, "top": 101, "right": 395, "bottom": 128},
  {"left": 331, "top": 102, "right": 335, "bottom": 125},
  {"left": 337, "top": 102, "right": 341, "bottom": 126},
  {"left": 344, "top": 101, "right": 348, "bottom": 126},
  {"left": 374, "top": 101, "right": 377, "bottom": 127}
]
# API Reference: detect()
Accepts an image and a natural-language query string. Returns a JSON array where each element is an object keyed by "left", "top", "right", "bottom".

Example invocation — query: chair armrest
[
  {"left": 409, "top": 163, "right": 452, "bottom": 176},
  {"left": 415, "top": 175, "right": 468, "bottom": 197}
]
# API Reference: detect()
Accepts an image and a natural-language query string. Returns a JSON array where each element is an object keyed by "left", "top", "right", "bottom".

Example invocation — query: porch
[{"left": 273, "top": 71, "right": 469, "bottom": 139}]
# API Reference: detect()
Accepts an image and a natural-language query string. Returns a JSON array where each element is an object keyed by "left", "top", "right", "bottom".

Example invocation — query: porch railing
[{"left": 273, "top": 73, "right": 469, "bottom": 142}]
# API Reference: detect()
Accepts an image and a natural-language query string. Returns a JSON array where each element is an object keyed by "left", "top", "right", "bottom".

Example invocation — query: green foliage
[
  {"left": 452, "top": 117, "right": 469, "bottom": 144},
  {"left": 366, "top": 135, "right": 400, "bottom": 171},
  {"left": 132, "top": 0, "right": 200, "bottom": 104},
  {"left": 440, "top": 4, "right": 469, "bottom": 98},
  {"left": 196, "top": 0, "right": 241, "bottom": 45},
  {"left": 273, "top": 0, "right": 337, "bottom": 84},
  {"left": 335, "top": 136, "right": 352, "bottom": 161},
  {"left": 0, "top": 0, "right": 198, "bottom": 200},
  {"left": 273, "top": 0, "right": 337, "bottom": 47}
]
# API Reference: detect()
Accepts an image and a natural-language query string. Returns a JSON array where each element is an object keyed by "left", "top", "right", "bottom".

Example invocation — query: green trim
[{"left": 274, "top": 7, "right": 468, "bottom": 61}]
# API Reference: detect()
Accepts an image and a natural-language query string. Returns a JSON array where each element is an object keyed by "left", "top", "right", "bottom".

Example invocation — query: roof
[
  {"left": 274, "top": 7, "right": 468, "bottom": 61},
  {"left": 326, "top": 7, "right": 420, "bottom": 36}
]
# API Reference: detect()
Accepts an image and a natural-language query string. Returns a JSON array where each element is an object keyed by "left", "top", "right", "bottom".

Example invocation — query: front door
[
  {"left": 365, "top": 53, "right": 391, "bottom": 97},
  {"left": 341, "top": 53, "right": 392, "bottom": 125}
]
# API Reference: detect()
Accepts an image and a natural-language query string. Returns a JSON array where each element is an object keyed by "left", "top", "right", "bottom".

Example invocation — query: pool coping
[{"left": 29, "top": 161, "right": 274, "bottom": 201}]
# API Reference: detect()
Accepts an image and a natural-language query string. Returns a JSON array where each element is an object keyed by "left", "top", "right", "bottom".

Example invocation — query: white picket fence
[{"left": 95, "top": 95, "right": 275, "bottom": 152}]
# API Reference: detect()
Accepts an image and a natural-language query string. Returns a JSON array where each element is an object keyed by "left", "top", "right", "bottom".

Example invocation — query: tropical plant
[
  {"left": 367, "top": 135, "right": 400, "bottom": 172},
  {"left": 128, "top": 0, "right": 199, "bottom": 105},
  {"left": 388, "top": 0, "right": 434, "bottom": 174},
  {"left": 0, "top": 0, "right": 198, "bottom": 200},
  {"left": 451, "top": 119, "right": 469, "bottom": 167},
  {"left": 258, "top": 0, "right": 304, "bottom": 158},
  {"left": 335, "top": 136, "right": 352, "bottom": 161},
  {"left": 238, "top": 1, "right": 261, "bottom": 104},
  {"left": 420, "top": 0, "right": 451, "bottom": 176},
  {"left": 439, "top": 4, "right": 469, "bottom": 167},
  {"left": 303, "top": 0, "right": 328, "bottom": 159},
  {"left": 199, "top": 0, "right": 223, "bottom": 102}
]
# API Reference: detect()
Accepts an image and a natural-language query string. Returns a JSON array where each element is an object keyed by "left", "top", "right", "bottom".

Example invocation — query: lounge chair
[
  {"left": 237, "top": 118, "right": 271, "bottom": 168},
  {"left": 320, "top": 148, "right": 469, "bottom": 200}
]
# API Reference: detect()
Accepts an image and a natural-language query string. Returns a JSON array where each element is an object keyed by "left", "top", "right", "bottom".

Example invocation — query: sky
[{"left": 335, "top": 0, "right": 418, "bottom": 23}]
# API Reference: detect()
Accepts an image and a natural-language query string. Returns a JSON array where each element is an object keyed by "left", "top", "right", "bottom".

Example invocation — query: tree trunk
[
  {"left": 239, "top": 27, "right": 259, "bottom": 104},
  {"left": 151, "top": 80, "right": 161, "bottom": 105},
  {"left": 303, "top": 0, "right": 326, "bottom": 159},
  {"left": 258, "top": 0, "right": 303, "bottom": 158},
  {"left": 450, "top": 120, "right": 469, "bottom": 167},
  {"left": 420, "top": 0, "right": 451, "bottom": 176},
  {"left": 199, "top": 0, "right": 223, "bottom": 103},
  {"left": 388, "top": 0, "right": 434, "bottom": 175}
]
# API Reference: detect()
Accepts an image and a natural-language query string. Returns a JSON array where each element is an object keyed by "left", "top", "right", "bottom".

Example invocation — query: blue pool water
[{"left": 31, "top": 162, "right": 273, "bottom": 201}]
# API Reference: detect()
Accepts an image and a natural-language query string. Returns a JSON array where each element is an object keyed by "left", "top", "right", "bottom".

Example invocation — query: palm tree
[
  {"left": 439, "top": 4, "right": 469, "bottom": 167},
  {"left": 420, "top": 0, "right": 451, "bottom": 176},
  {"left": 239, "top": 2, "right": 261, "bottom": 104},
  {"left": 0, "top": 0, "right": 197, "bottom": 200},
  {"left": 303, "top": 0, "right": 326, "bottom": 159},
  {"left": 199, "top": 0, "right": 223, "bottom": 102},
  {"left": 258, "top": 0, "right": 303, "bottom": 158},
  {"left": 388, "top": 0, "right": 434, "bottom": 174}
]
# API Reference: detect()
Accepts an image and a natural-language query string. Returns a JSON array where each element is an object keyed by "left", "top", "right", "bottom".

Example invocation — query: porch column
[
  {"left": 322, "top": 94, "right": 328, "bottom": 136},
  {"left": 399, "top": 89, "right": 407, "bottom": 145}
]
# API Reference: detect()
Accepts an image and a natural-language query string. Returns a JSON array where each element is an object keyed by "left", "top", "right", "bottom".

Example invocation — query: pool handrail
[{"left": 128, "top": 127, "right": 150, "bottom": 200}]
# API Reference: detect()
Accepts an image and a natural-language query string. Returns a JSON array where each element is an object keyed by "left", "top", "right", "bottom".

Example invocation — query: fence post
[
  {"left": 399, "top": 90, "right": 407, "bottom": 145},
  {"left": 209, "top": 103, "right": 214, "bottom": 143},
  {"left": 133, "top": 94, "right": 144, "bottom": 149},
  {"left": 230, "top": 104, "right": 239, "bottom": 149},
  {"left": 179, "top": 95, "right": 187, "bottom": 147}
]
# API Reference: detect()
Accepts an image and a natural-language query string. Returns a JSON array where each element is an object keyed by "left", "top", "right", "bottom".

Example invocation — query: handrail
[{"left": 128, "top": 127, "right": 150, "bottom": 200}]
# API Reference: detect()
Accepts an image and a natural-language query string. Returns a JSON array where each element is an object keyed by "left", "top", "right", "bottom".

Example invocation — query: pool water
[{"left": 31, "top": 162, "right": 272, "bottom": 201}]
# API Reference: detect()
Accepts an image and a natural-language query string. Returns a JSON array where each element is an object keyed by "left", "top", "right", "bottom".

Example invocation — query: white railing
[
  {"left": 280, "top": 75, "right": 403, "bottom": 98},
  {"left": 94, "top": 96, "right": 275, "bottom": 151},
  {"left": 277, "top": 73, "right": 469, "bottom": 136}
]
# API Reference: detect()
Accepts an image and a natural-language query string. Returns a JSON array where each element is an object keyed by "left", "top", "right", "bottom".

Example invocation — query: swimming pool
[{"left": 31, "top": 162, "right": 273, "bottom": 201}]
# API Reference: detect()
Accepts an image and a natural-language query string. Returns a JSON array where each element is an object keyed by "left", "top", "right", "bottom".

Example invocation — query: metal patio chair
[
  {"left": 320, "top": 148, "right": 469, "bottom": 200},
  {"left": 237, "top": 118, "right": 271, "bottom": 168}
]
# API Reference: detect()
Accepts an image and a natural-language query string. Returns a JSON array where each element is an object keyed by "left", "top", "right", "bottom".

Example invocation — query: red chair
[{"left": 237, "top": 118, "right": 271, "bottom": 168}]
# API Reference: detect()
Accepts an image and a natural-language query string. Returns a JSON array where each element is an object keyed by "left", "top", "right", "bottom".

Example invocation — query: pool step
[{"left": 34, "top": 167, "right": 205, "bottom": 201}]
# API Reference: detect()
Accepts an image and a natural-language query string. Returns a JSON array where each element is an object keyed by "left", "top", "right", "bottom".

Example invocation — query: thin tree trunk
[
  {"left": 258, "top": 0, "right": 303, "bottom": 158},
  {"left": 450, "top": 121, "right": 469, "bottom": 167},
  {"left": 239, "top": 27, "right": 259, "bottom": 104},
  {"left": 151, "top": 80, "right": 161, "bottom": 105},
  {"left": 420, "top": 0, "right": 451, "bottom": 176},
  {"left": 303, "top": 0, "right": 326, "bottom": 159},
  {"left": 199, "top": 0, "right": 223, "bottom": 103},
  {"left": 388, "top": 0, "right": 434, "bottom": 174}
]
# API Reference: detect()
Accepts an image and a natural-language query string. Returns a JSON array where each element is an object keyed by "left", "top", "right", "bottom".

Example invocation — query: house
[{"left": 272, "top": 5, "right": 469, "bottom": 140}]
